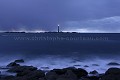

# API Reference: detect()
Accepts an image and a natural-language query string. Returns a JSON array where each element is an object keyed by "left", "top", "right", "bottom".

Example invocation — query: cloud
[
  {"left": 0, "top": 0, "right": 120, "bottom": 32},
  {"left": 63, "top": 16, "right": 120, "bottom": 33}
]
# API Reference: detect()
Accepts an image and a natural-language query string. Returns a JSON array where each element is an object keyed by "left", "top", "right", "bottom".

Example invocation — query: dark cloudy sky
[{"left": 0, "top": 0, "right": 120, "bottom": 32}]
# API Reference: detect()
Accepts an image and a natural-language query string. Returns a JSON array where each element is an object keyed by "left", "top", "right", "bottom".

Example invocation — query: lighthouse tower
[{"left": 58, "top": 24, "right": 60, "bottom": 32}]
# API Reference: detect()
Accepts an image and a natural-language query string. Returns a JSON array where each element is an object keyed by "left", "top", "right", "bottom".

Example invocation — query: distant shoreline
[{"left": 0, "top": 31, "right": 120, "bottom": 34}]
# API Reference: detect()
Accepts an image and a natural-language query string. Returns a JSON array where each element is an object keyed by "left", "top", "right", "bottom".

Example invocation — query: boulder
[
  {"left": 7, "top": 65, "right": 45, "bottom": 80},
  {"left": 46, "top": 71, "right": 58, "bottom": 80},
  {"left": 56, "top": 70, "right": 78, "bottom": 80},
  {"left": 105, "top": 68, "right": 120, "bottom": 75},
  {"left": 87, "top": 76, "right": 99, "bottom": 80},
  {"left": 8, "top": 66, "right": 37, "bottom": 73},
  {"left": 46, "top": 67, "right": 86, "bottom": 80},
  {"left": 101, "top": 68, "right": 120, "bottom": 80},
  {"left": 14, "top": 59, "right": 24, "bottom": 63},
  {"left": 63, "top": 67, "right": 88, "bottom": 78},
  {"left": 41, "top": 67, "right": 49, "bottom": 70},
  {"left": 89, "top": 70, "right": 99, "bottom": 75},
  {"left": 73, "top": 65, "right": 81, "bottom": 67},
  {"left": 92, "top": 64, "right": 99, "bottom": 66},
  {"left": 22, "top": 70, "right": 45, "bottom": 80},
  {"left": 84, "top": 65, "right": 89, "bottom": 67},
  {"left": 107, "top": 62, "right": 120, "bottom": 66},
  {"left": 52, "top": 69, "right": 66, "bottom": 75},
  {"left": 7, "top": 62, "right": 20, "bottom": 67}
]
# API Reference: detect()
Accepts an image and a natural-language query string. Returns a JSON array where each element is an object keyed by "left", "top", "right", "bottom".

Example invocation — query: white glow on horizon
[
  {"left": 0, "top": 29, "right": 46, "bottom": 33},
  {"left": 63, "top": 28, "right": 106, "bottom": 33}
]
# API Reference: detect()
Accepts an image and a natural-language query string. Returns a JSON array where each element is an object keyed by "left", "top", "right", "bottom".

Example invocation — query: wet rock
[
  {"left": 101, "top": 68, "right": 120, "bottom": 80},
  {"left": 85, "top": 70, "right": 100, "bottom": 80},
  {"left": 52, "top": 69, "right": 66, "bottom": 75},
  {"left": 46, "top": 71, "right": 58, "bottom": 80},
  {"left": 7, "top": 62, "right": 20, "bottom": 67},
  {"left": 107, "top": 62, "right": 120, "bottom": 66},
  {"left": 73, "top": 65, "right": 81, "bottom": 67},
  {"left": 14, "top": 59, "right": 24, "bottom": 63},
  {"left": 8, "top": 66, "right": 37, "bottom": 73},
  {"left": 81, "top": 76, "right": 100, "bottom": 80},
  {"left": 89, "top": 70, "right": 99, "bottom": 75},
  {"left": 84, "top": 65, "right": 89, "bottom": 67},
  {"left": 41, "top": 67, "right": 49, "bottom": 69},
  {"left": 56, "top": 70, "right": 78, "bottom": 80},
  {"left": 46, "top": 70, "right": 77, "bottom": 80},
  {"left": 92, "top": 64, "right": 99, "bottom": 66},
  {"left": 88, "top": 76, "right": 99, "bottom": 80},
  {"left": 6, "top": 65, "right": 45, "bottom": 80},
  {"left": 64, "top": 67, "right": 88, "bottom": 78},
  {"left": 46, "top": 67, "right": 87, "bottom": 80},
  {"left": 105, "top": 68, "right": 120, "bottom": 75},
  {"left": 21, "top": 70, "right": 45, "bottom": 80}
]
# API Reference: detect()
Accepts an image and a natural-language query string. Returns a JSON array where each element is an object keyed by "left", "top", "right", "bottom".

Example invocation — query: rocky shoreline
[{"left": 0, "top": 59, "right": 120, "bottom": 80}]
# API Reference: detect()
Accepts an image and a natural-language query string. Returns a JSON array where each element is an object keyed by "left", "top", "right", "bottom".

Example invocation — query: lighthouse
[{"left": 58, "top": 24, "right": 60, "bottom": 32}]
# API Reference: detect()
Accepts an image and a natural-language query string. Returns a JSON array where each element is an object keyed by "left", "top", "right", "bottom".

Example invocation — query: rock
[
  {"left": 7, "top": 62, "right": 20, "bottom": 67},
  {"left": 75, "top": 68, "right": 88, "bottom": 78},
  {"left": 6, "top": 65, "right": 45, "bottom": 80},
  {"left": 52, "top": 69, "right": 66, "bottom": 75},
  {"left": 101, "top": 68, "right": 120, "bottom": 80},
  {"left": 46, "top": 67, "right": 87, "bottom": 80},
  {"left": 56, "top": 76, "right": 76, "bottom": 80},
  {"left": 84, "top": 65, "right": 89, "bottom": 67},
  {"left": 46, "top": 71, "right": 58, "bottom": 80},
  {"left": 88, "top": 76, "right": 99, "bottom": 80},
  {"left": 92, "top": 64, "right": 99, "bottom": 66},
  {"left": 63, "top": 67, "right": 88, "bottom": 78},
  {"left": 107, "top": 62, "right": 120, "bottom": 66},
  {"left": 14, "top": 59, "right": 24, "bottom": 63},
  {"left": 105, "top": 68, "right": 120, "bottom": 75},
  {"left": 8, "top": 66, "right": 37, "bottom": 73},
  {"left": 22, "top": 70, "right": 45, "bottom": 80},
  {"left": 56, "top": 70, "right": 78, "bottom": 80},
  {"left": 89, "top": 70, "right": 98, "bottom": 75},
  {"left": 87, "top": 70, "right": 100, "bottom": 80},
  {"left": 42, "top": 67, "right": 49, "bottom": 69},
  {"left": 73, "top": 65, "right": 81, "bottom": 67},
  {"left": 81, "top": 76, "right": 100, "bottom": 80}
]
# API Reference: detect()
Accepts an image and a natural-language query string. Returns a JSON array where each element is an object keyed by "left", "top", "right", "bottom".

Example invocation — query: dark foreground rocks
[
  {"left": 1, "top": 65, "right": 45, "bottom": 80},
  {"left": 46, "top": 67, "right": 88, "bottom": 80},
  {"left": 101, "top": 68, "right": 120, "bottom": 80},
  {"left": 1, "top": 60, "right": 120, "bottom": 80}
]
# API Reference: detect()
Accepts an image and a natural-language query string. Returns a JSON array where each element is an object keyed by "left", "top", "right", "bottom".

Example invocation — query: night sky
[{"left": 0, "top": 0, "right": 120, "bottom": 32}]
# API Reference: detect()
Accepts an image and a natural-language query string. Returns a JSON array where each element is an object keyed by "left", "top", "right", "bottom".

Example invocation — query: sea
[{"left": 0, "top": 33, "right": 120, "bottom": 75}]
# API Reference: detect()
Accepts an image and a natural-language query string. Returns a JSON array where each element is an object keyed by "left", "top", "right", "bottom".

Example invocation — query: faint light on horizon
[
  {"left": 63, "top": 28, "right": 106, "bottom": 33},
  {"left": 0, "top": 29, "right": 46, "bottom": 33}
]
